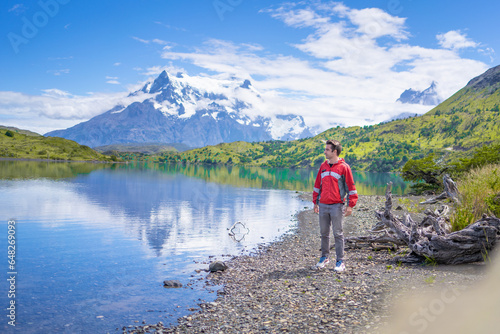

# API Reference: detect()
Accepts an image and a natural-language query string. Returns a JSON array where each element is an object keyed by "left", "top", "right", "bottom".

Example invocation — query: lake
[{"left": 0, "top": 160, "right": 410, "bottom": 333}]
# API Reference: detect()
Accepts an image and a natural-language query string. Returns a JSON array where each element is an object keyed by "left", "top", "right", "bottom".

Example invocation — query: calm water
[{"left": 0, "top": 161, "right": 410, "bottom": 333}]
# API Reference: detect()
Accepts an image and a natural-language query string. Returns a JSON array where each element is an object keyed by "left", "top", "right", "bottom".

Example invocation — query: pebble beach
[{"left": 126, "top": 193, "right": 487, "bottom": 334}]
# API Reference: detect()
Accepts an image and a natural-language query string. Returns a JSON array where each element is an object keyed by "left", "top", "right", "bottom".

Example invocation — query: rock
[
  {"left": 209, "top": 261, "right": 228, "bottom": 272},
  {"left": 163, "top": 280, "right": 182, "bottom": 288}
]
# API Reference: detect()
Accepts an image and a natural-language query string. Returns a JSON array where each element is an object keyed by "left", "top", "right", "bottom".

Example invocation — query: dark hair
[{"left": 326, "top": 140, "right": 342, "bottom": 156}]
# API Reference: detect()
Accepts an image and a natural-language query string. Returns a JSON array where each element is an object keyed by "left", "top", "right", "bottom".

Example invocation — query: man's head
[{"left": 325, "top": 140, "right": 342, "bottom": 157}]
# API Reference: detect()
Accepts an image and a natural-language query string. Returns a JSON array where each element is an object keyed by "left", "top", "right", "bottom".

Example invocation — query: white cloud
[
  {"left": 437, "top": 30, "right": 478, "bottom": 50},
  {"left": 0, "top": 90, "right": 149, "bottom": 134},
  {"left": 138, "top": 64, "right": 186, "bottom": 77},
  {"left": 160, "top": 2, "right": 488, "bottom": 130},
  {"left": 8, "top": 4, "right": 27, "bottom": 14},
  {"left": 132, "top": 36, "right": 175, "bottom": 49},
  {"left": 154, "top": 21, "right": 188, "bottom": 32},
  {"left": 48, "top": 56, "right": 73, "bottom": 61},
  {"left": 0, "top": 1, "right": 490, "bottom": 135},
  {"left": 152, "top": 38, "right": 169, "bottom": 46},
  {"left": 42, "top": 89, "right": 72, "bottom": 98},
  {"left": 132, "top": 36, "right": 150, "bottom": 44},
  {"left": 347, "top": 7, "right": 408, "bottom": 40},
  {"left": 106, "top": 76, "right": 120, "bottom": 85},
  {"left": 266, "top": 5, "right": 329, "bottom": 28},
  {"left": 478, "top": 47, "right": 496, "bottom": 62},
  {"left": 47, "top": 69, "right": 70, "bottom": 76}
]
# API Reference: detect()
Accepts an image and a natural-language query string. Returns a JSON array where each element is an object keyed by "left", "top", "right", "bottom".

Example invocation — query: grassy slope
[
  {"left": 0, "top": 127, "right": 118, "bottom": 162},
  {"left": 159, "top": 81, "right": 500, "bottom": 172}
]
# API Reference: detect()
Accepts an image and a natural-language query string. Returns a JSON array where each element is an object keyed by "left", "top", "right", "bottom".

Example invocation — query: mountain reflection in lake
[
  {"left": 0, "top": 162, "right": 307, "bottom": 333},
  {"left": 0, "top": 161, "right": 410, "bottom": 333}
]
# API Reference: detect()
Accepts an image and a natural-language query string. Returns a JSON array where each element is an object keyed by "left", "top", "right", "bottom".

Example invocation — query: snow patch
[
  {"left": 111, "top": 107, "right": 126, "bottom": 114},
  {"left": 153, "top": 101, "right": 178, "bottom": 116},
  {"left": 269, "top": 116, "right": 305, "bottom": 139},
  {"left": 179, "top": 102, "right": 197, "bottom": 118}
]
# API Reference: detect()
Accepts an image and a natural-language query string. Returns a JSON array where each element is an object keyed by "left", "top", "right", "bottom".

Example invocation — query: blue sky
[{"left": 1, "top": 0, "right": 499, "bottom": 134}]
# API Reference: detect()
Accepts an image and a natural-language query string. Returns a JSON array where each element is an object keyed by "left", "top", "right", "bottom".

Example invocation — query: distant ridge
[
  {"left": 94, "top": 142, "right": 192, "bottom": 154},
  {"left": 1, "top": 125, "right": 41, "bottom": 137}
]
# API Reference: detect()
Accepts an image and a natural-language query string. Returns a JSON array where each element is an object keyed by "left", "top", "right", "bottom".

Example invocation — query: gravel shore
[{"left": 126, "top": 194, "right": 487, "bottom": 334}]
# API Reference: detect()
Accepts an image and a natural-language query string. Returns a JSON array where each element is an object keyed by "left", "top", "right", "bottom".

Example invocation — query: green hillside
[
  {"left": 159, "top": 65, "right": 500, "bottom": 172},
  {"left": 0, "top": 126, "right": 119, "bottom": 162}
]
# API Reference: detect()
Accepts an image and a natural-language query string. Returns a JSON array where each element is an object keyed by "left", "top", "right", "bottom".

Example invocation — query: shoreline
[{"left": 126, "top": 193, "right": 487, "bottom": 333}]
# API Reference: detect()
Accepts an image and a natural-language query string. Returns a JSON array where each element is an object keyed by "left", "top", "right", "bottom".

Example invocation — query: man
[{"left": 312, "top": 140, "right": 358, "bottom": 272}]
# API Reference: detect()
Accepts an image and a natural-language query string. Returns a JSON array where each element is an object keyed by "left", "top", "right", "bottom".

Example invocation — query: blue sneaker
[
  {"left": 334, "top": 260, "right": 345, "bottom": 272},
  {"left": 315, "top": 256, "right": 330, "bottom": 269}
]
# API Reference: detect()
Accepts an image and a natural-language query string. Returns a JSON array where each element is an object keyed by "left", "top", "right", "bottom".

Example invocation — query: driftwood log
[
  {"left": 420, "top": 174, "right": 460, "bottom": 204},
  {"left": 345, "top": 227, "right": 407, "bottom": 251},
  {"left": 348, "top": 182, "right": 500, "bottom": 264}
]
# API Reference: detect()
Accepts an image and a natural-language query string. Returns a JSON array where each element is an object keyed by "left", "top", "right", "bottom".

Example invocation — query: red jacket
[{"left": 312, "top": 158, "right": 358, "bottom": 207}]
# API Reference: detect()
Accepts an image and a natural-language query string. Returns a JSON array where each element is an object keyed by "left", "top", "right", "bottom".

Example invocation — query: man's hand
[
  {"left": 314, "top": 204, "right": 319, "bottom": 214},
  {"left": 344, "top": 206, "right": 353, "bottom": 217}
]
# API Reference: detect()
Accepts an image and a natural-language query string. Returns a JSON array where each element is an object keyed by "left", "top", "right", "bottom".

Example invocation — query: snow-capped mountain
[
  {"left": 396, "top": 81, "right": 442, "bottom": 106},
  {"left": 45, "top": 71, "right": 314, "bottom": 148}
]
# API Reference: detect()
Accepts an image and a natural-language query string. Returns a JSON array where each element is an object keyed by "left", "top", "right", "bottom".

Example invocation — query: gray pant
[{"left": 319, "top": 203, "right": 344, "bottom": 261}]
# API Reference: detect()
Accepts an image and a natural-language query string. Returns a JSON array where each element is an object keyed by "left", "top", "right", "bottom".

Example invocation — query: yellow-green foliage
[
  {"left": 486, "top": 193, "right": 500, "bottom": 217},
  {"left": 397, "top": 197, "right": 423, "bottom": 213},
  {"left": 154, "top": 79, "right": 500, "bottom": 171},
  {"left": 450, "top": 164, "right": 500, "bottom": 231},
  {"left": 0, "top": 127, "right": 118, "bottom": 162},
  {"left": 159, "top": 85, "right": 500, "bottom": 172}
]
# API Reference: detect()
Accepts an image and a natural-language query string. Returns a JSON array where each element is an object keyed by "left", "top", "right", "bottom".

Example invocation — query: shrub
[
  {"left": 5, "top": 130, "right": 14, "bottom": 137},
  {"left": 401, "top": 153, "right": 445, "bottom": 194},
  {"left": 451, "top": 143, "right": 500, "bottom": 175},
  {"left": 485, "top": 193, "right": 500, "bottom": 217},
  {"left": 450, "top": 164, "right": 500, "bottom": 231}
]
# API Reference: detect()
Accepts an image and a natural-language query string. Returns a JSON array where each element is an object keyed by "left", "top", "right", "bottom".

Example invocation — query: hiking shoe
[
  {"left": 315, "top": 257, "right": 330, "bottom": 269},
  {"left": 334, "top": 260, "right": 345, "bottom": 272}
]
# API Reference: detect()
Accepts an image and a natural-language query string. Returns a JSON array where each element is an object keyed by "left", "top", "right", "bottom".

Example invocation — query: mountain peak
[
  {"left": 148, "top": 70, "right": 170, "bottom": 94},
  {"left": 240, "top": 79, "right": 252, "bottom": 89},
  {"left": 466, "top": 65, "right": 500, "bottom": 91},
  {"left": 45, "top": 71, "right": 314, "bottom": 147},
  {"left": 396, "top": 81, "right": 442, "bottom": 106}
]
